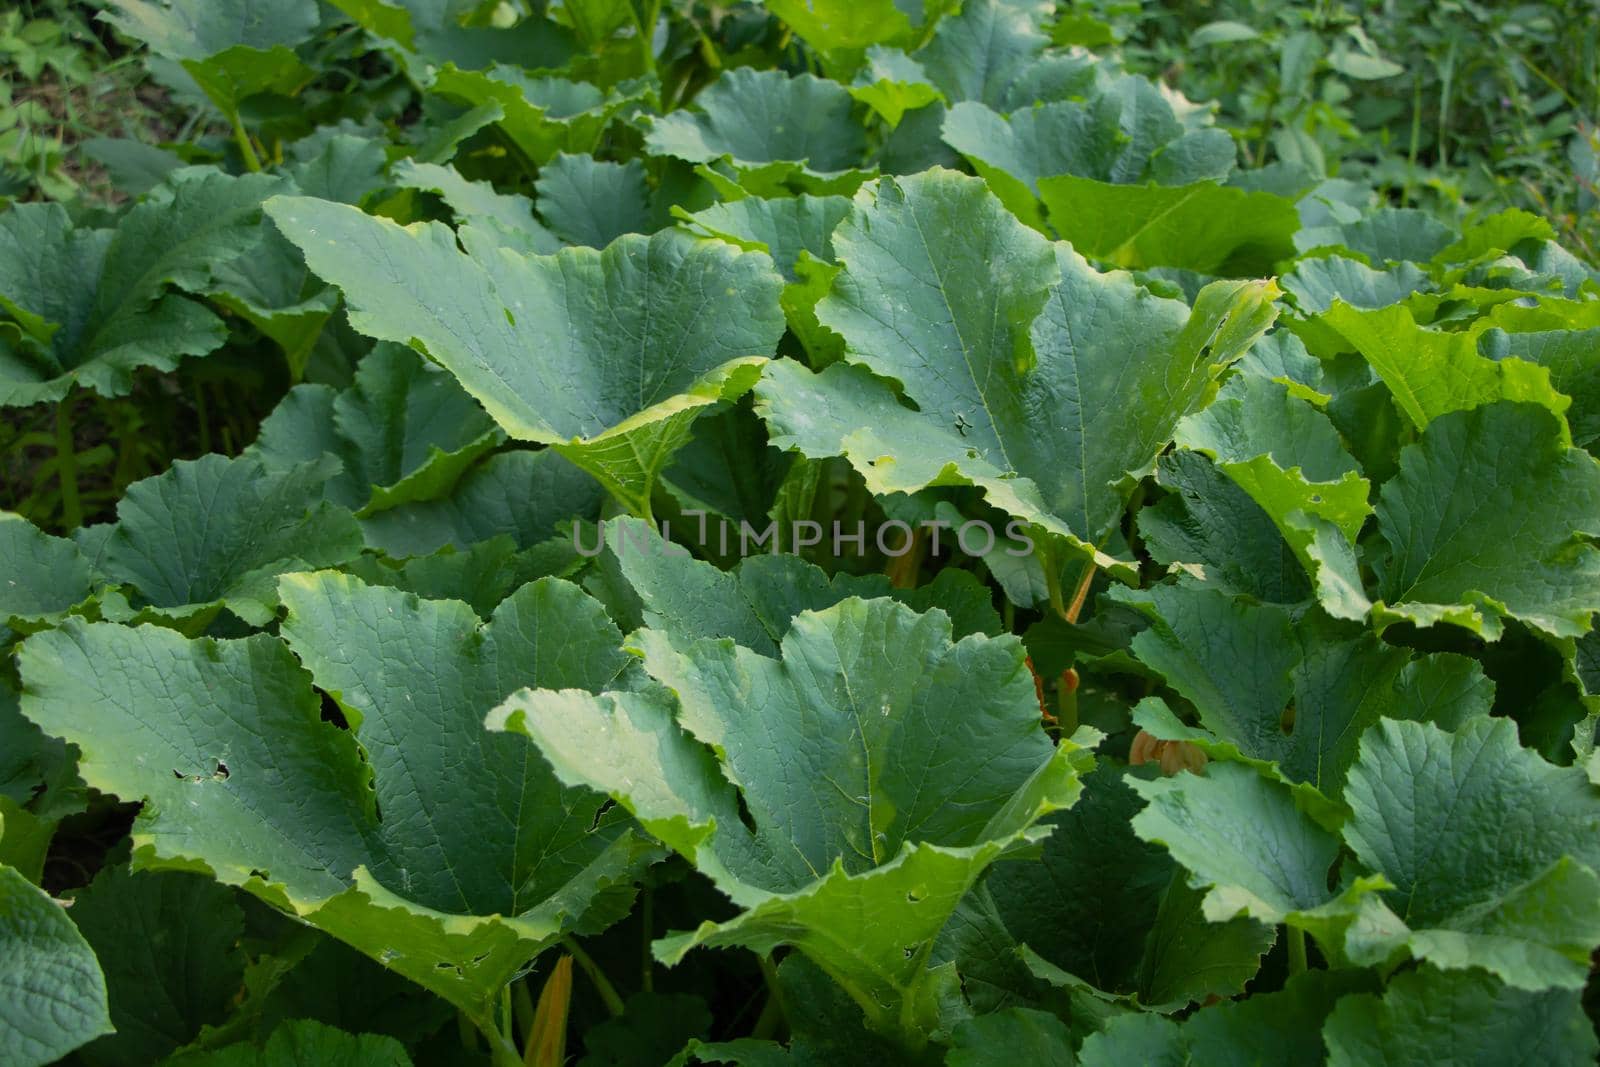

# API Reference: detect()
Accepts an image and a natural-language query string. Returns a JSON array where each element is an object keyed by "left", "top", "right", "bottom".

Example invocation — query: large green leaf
[
  {"left": 587, "top": 515, "right": 998, "bottom": 656},
  {"left": 682, "top": 953, "right": 906, "bottom": 1065},
  {"left": 1127, "top": 760, "right": 1352, "bottom": 926},
  {"left": 0, "top": 862, "right": 112, "bottom": 1067},
  {"left": 1481, "top": 315, "right": 1600, "bottom": 452},
  {"left": 103, "top": 0, "right": 319, "bottom": 114},
  {"left": 168, "top": 1018, "right": 414, "bottom": 1067},
  {"left": 1280, "top": 255, "right": 1430, "bottom": 316},
  {"left": 250, "top": 342, "right": 502, "bottom": 514},
  {"left": 1298, "top": 206, "right": 1455, "bottom": 263},
  {"left": 68, "top": 865, "right": 245, "bottom": 1067},
  {"left": 276, "top": 571, "right": 642, "bottom": 919},
  {"left": 206, "top": 227, "right": 337, "bottom": 375},
  {"left": 914, "top": 0, "right": 1048, "bottom": 109},
  {"left": 0, "top": 681, "right": 79, "bottom": 818},
  {"left": 945, "top": 1008, "right": 1074, "bottom": 1065},
  {"left": 1369, "top": 402, "right": 1600, "bottom": 639},
  {"left": 16, "top": 589, "right": 654, "bottom": 1025},
  {"left": 1341, "top": 717, "right": 1600, "bottom": 989},
  {"left": 1079, "top": 970, "right": 1372, "bottom": 1067},
  {"left": 1038, "top": 177, "right": 1298, "bottom": 275},
  {"left": 390, "top": 159, "right": 559, "bottom": 254},
  {"left": 427, "top": 67, "right": 644, "bottom": 165},
  {"left": 983, "top": 766, "right": 1272, "bottom": 1008},
  {"left": 1137, "top": 452, "right": 1310, "bottom": 604},
  {"left": 356, "top": 449, "right": 603, "bottom": 558},
  {"left": 1114, "top": 582, "right": 1492, "bottom": 793},
  {"left": 534, "top": 153, "right": 654, "bottom": 248},
  {"left": 760, "top": 0, "right": 913, "bottom": 56},
  {"left": 104, "top": 0, "right": 318, "bottom": 56},
  {"left": 644, "top": 69, "right": 870, "bottom": 192},
  {"left": 0, "top": 169, "right": 286, "bottom": 406},
  {"left": 490, "top": 597, "right": 1097, "bottom": 1046},
  {"left": 19, "top": 620, "right": 374, "bottom": 900},
  {"left": 849, "top": 48, "right": 943, "bottom": 129},
  {"left": 0, "top": 512, "right": 95, "bottom": 631},
  {"left": 942, "top": 86, "right": 1236, "bottom": 229},
  {"left": 284, "top": 134, "right": 388, "bottom": 205},
  {"left": 266, "top": 196, "right": 786, "bottom": 519},
  {"left": 1174, "top": 373, "right": 1371, "bottom": 542},
  {"left": 91, "top": 453, "right": 364, "bottom": 627},
  {"left": 940, "top": 97, "right": 1121, "bottom": 227},
  {"left": 1322, "top": 966, "right": 1600, "bottom": 1066},
  {"left": 680, "top": 195, "right": 851, "bottom": 368},
  {"left": 327, "top": 0, "right": 578, "bottom": 72},
  {"left": 754, "top": 169, "right": 1277, "bottom": 570},
  {"left": 655, "top": 401, "right": 795, "bottom": 528},
  {"left": 1321, "top": 302, "right": 1568, "bottom": 431}
]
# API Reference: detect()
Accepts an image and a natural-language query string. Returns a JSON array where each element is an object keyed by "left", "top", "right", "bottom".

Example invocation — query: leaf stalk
[
  {"left": 562, "top": 935, "right": 627, "bottom": 1017},
  {"left": 1287, "top": 926, "right": 1308, "bottom": 976},
  {"left": 55, "top": 397, "right": 81, "bottom": 530}
]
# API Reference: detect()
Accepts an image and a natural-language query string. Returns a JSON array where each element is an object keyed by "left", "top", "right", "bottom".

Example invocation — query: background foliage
[{"left": 2, "top": 1, "right": 1599, "bottom": 1064}]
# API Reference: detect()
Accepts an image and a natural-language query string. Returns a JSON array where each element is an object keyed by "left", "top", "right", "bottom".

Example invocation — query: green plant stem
[
  {"left": 751, "top": 954, "right": 788, "bottom": 1041},
  {"left": 1064, "top": 561, "right": 1097, "bottom": 624},
  {"left": 1405, "top": 74, "right": 1423, "bottom": 207},
  {"left": 228, "top": 110, "right": 262, "bottom": 173},
  {"left": 1048, "top": 555, "right": 1098, "bottom": 625},
  {"left": 461, "top": 1005, "right": 523, "bottom": 1067},
  {"left": 1287, "top": 926, "right": 1308, "bottom": 976},
  {"left": 562, "top": 936, "right": 626, "bottom": 1017},
  {"left": 630, "top": 0, "right": 659, "bottom": 73},
  {"left": 1057, "top": 675, "right": 1078, "bottom": 736},
  {"left": 511, "top": 978, "right": 536, "bottom": 1046},
  {"left": 1045, "top": 549, "right": 1068, "bottom": 620},
  {"left": 1254, "top": 88, "right": 1279, "bottom": 167},
  {"left": 194, "top": 381, "right": 212, "bottom": 455},
  {"left": 641, "top": 887, "right": 655, "bottom": 993},
  {"left": 55, "top": 399, "right": 82, "bottom": 530},
  {"left": 482, "top": 1025, "right": 524, "bottom": 1067}
]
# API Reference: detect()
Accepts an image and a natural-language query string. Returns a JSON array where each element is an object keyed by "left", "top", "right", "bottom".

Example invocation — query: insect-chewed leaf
[{"left": 16, "top": 573, "right": 658, "bottom": 1025}]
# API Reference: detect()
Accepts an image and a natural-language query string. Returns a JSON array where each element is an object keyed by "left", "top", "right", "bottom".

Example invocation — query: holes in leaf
[
  {"left": 902, "top": 942, "right": 923, "bottom": 960},
  {"left": 589, "top": 799, "right": 617, "bottom": 832},
  {"left": 906, "top": 889, "right": 925, "bottom": 904},
  {"left": 504, "top": 307, "right": 516, "bottom": 326},
  {"left": 319, "top": 691, "right": 350, "bottom": 729},
  {"left": 733, "top": 788, "right": 759, "bottom": 835},
  {"left": 173, "top": 760, "right": 229, "bottom": 782}
]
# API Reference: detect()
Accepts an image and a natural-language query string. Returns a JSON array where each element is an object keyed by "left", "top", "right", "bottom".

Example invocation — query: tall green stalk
[{"left": 55, "top": 399, "right": 82, "bottom": 530}]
